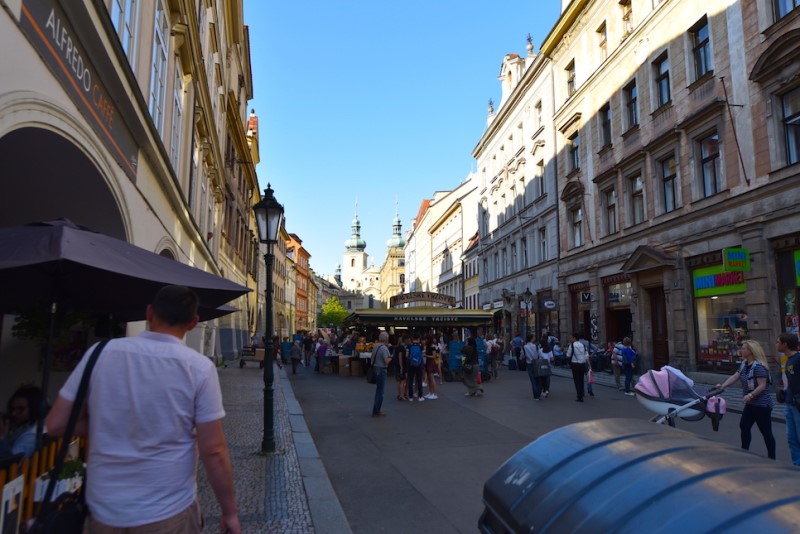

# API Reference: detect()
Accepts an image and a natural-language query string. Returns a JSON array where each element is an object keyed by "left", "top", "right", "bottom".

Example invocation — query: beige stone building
[
  {"left": 0, "top": 0, "right": 259, "bottom": 396},
  {"left": 379, "top": 206, "right": 407, "bottom": 306},
  {"left": 541, "top": 0, "right": 800, "bottom": 376}
]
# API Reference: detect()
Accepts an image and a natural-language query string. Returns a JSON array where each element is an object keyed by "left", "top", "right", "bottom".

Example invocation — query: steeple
[
  {"left": 344, "top": 199, "right": 367, "bottom": 252},
  {"left": 386, "top": 199, "right": 406, "bottom": 248}
]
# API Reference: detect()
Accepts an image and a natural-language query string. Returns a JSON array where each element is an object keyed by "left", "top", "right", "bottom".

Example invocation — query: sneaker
[
  {"left": 589, "top": 390, "right": 595, "bottom": 397},
  {"left": 544, "top": 391, "right": 550, "bottom": 398},
  {"left": 417, "top": 396, "right": 425, "bottom": 402},
  {"left": 433, "top": 373, "right": 440, "bottom": 378},
  {"left": 625, "top": 392, "right": 635, "bottom": 396},
  {"left": 372, "top": 411, "right": 387, "bottom": 417},
  {"left": 429, "top": 394, "right": 438, "bottom": 400},
  {"left": 423, "top": 393, "right": 433, "bottom": 399},
  {"left": 465, "top": 392, "right": 475, "bottom": 396}
]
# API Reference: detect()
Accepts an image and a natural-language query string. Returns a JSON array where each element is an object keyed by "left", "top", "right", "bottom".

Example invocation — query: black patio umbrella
[
  {"left": 0, "top": 219, "right": 251, "bottom": 446},
  {"left": 0, "top": 219, "right": 250, "bottom": 318}
]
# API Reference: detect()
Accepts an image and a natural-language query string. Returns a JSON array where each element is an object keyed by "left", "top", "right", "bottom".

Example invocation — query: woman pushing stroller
[{"left": 716, "top": 339, "right": 776, "bottom": 460}]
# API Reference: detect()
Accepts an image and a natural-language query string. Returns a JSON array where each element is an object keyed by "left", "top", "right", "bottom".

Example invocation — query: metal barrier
[{"left": 480, "top": 418, "right": 800, "bottom": 533}]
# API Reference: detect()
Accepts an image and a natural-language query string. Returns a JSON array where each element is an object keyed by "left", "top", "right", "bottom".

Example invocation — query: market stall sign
[
  {"left": 723, "top": 248, "right": 750, "bottom": 272},
  {"left": 693, "top": 265, "right": 746, "bottom": 297},
  {"left": 390, "top": 291, "right": 456, "bottom": 308}
]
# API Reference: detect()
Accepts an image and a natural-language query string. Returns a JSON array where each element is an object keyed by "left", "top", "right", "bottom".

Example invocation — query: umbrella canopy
[{"left": 0, "top": 219, "right": 251, "bottom": 319}]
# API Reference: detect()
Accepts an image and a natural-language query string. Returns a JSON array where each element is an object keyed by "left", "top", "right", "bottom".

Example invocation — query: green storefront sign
[
  {"left": 795, "top": 250, "right": 800, "bottom": 287},
  {"left": 693, "top": 264, "right": 747, "bottom": 298}
]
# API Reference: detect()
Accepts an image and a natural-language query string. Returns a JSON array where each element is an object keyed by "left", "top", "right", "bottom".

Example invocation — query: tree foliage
[{"left": 318, "top": 296, "right": 348, "bottom": 327}]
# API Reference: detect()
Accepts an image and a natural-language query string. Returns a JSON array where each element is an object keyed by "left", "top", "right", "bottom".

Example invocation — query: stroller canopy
[{"left": 635, "top": 366, "right": 705, "bottom": 404}]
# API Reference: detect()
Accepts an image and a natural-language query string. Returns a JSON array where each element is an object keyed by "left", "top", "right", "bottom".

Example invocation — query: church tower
[{"left": 342, "top": 201, "right": 368, "bottom": 291}]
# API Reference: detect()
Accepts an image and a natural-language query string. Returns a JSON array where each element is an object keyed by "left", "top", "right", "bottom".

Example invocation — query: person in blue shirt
[{"left": 0, "top": 385, "right": 46, "bottom": 459}]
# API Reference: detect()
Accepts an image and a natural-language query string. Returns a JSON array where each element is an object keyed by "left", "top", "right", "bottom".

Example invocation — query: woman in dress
[{"left": 716, "top": 339, "right": 776, "bottom": 459}]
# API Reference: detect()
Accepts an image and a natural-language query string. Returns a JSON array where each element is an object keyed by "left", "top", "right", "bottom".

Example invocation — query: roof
[{"left": 343, "top": 307, "right": 494, "bottom": 327}]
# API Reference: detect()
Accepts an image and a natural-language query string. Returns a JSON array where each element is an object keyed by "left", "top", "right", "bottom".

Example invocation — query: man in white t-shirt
[{"left": 47, "top": 285, "right": 240, "bottom": 534}]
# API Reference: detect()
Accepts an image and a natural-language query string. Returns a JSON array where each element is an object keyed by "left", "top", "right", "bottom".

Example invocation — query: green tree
[{"left": 318, "top": 296, "right": 348, "bottom": 327}]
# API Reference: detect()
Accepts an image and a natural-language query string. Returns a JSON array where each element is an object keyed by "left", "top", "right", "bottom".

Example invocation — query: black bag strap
[{"left": 36, "top": 339, "right": 110, "bottom": 519}]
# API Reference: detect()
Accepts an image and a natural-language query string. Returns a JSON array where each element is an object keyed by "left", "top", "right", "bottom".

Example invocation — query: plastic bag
[{"left": 588, "top": 368, "right": 595, "bottom": 384}]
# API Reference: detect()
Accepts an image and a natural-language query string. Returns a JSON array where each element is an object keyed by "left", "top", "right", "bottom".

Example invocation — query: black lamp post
[
  {"left": 522, "top": 288, "right": 533, "bottom": 342},
  {"left": 252, "top": 183, "right": 284, "bottom": 453}
]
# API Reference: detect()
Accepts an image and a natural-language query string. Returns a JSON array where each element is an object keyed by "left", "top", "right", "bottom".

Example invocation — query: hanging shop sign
[
  {"left": 723, "top": 248, "right": 750, "bottom": 272},
  {"left": 15, "top": 0, "right": 139, "bottom": 181},
  {"left": 693, "top": 265, "right": 746, "bottom": 298}
]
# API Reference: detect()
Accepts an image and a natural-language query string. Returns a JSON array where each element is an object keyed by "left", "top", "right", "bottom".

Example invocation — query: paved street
[{"left": 200, "top": 361, "right": 793, "bottom": 533}]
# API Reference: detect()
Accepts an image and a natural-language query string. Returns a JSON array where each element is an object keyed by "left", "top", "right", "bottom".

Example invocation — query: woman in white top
[{"left": 567, "top": 333, "right": 589, "bottom": 402}]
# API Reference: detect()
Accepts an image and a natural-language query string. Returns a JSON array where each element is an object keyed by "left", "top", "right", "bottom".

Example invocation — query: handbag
[
  {"left": 532, "top": 358, "right": 551, "bottom": 377},
  {"left": 366, "top": 345, "right": 379, "bottom": 384},
  {"left": 26, "top": 340, "right": 109, "bottom": 534}
]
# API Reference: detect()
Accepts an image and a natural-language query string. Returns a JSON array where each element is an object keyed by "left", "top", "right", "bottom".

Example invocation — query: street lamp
[
  {"left": 522, "top": 288, "right": 533, "bottom": 342},
  {"left": 252, "top": 183, "right": 284, "bottom": 453}
]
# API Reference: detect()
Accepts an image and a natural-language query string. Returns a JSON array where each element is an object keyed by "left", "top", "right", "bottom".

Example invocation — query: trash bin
[{"left": 479, "top": 418, "right": 800, "bottom": 533}]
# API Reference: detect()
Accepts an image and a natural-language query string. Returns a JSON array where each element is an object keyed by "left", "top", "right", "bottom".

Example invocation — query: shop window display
[{"left": 696, "top": 294, "right": 748, "bottom": 373}]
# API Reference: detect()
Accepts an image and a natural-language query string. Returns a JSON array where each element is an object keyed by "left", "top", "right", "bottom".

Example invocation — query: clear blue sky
[{"left": 244, "top": 1, "right": 562, "bottom": 276}]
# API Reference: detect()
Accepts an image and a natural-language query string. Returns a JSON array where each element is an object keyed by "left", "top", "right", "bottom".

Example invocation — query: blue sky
[{"left": 244, "top": 1, "right": 562, "bottom": 276}]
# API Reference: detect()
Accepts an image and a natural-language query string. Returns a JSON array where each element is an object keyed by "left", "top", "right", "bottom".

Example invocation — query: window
[
  {"left": 502, "top": 249, "right": 508, "bottom": 277},
  {"left": 538, "top": 228, "right": 548, "bottom": 261},
  {"left": 624, "top": 80, "right": 639, "bottom": 128},
  {"left": 621, "top": 0, "right": 633, "bottom": 36},
  {"left": 699, "top": 132, "right": 721, "bottom": 197},
  {"left": 149, "top": 0, "right": 169, "bottom": 134},
  {"left": 659, "top": 154, "right": 678, "bottom": 212},
  {"left": 566, "top": 60, "right": 576, "bottom": 96},
  {"left": 691, "top": 17, "right": 712, "bottom": 80},
  {"left": 111, "top": 0, "right": 137, "bottom": 60},
  {"left": 605, "top": 188, "right": 618, "bottom": 234},
  {"left": 600, "top": 103, "right": 612, "bottom": 147},
  {"left": 571, "top": 207, "right": 583, "bottom": 247},
  {"left": 493, "top": 252, "right": 500, "bottom": 280},
  {"left": 511, "top": 243, "right": 517, "bottom": 273},
  {"left": 169, "top": 64, "right": 184, "bottom": 173},
  {"left": 535, "top": 160, "right": 545, "bottom": 197},
  {"left": 775, "top": 0, "right": 799, "bottom": 20},
  {"left": 520, "top": 237, "right": 528, "bottom": 268},
  {"left": 568, "top": 132, "right": 580, "bottom": 171},
  {"left": 597, "top": 22, "right": 608, "bottom": 61},
  {"left": 629, "top": 175, "right": 645, "bottom": 224},
  {"left": 654, "top": 54, "right": 671, "bottom": 107},
  {"left": 783, "top": 86, "right": 800, "bottom": 165},
  {"left": 534, "top": 100, "right": 543, "bottom": 130}
]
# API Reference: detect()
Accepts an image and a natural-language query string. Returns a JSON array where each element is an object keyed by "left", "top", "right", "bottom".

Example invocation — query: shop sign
[
  {"left": 542, "top": 300, "right": 557, "bottom": 310},
  {"left": 723, "top": 248, "right": 750, "bottom": 272},
  {"left": 581, "top": 292, "right": 592, "bottom": 303},
  {"left": 693, "top": 265, "right": 746, "bottom": 297},
  {"left": 15, "top": 0, "right": 139, "bottom": 181},
  {"left": 795, "top": 250, "right": 800, "bottom": 287}
]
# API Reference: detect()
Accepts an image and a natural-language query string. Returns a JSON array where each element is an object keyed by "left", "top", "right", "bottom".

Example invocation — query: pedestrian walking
[
  {"left": 715, "top": 339, "right": 776, "bottom": 459},
  {"left": 371, "top": 331, "right": 392, "bottom": 417},
  {"left": 524, "top": 335, "right": 542, "bottom": 400},
  {"left": 461, "top": 337, "right": 483, "bottom": 397},
  {"left": 611, "top": 339, "right": 624, "bottom": 390},
  {"left": 394, "top": 335, "right": 409, "bottom": 401},
  {"left": 407, "top": 333, "right": 426, "bottom": 401},
  {"left": 289, "top": 340, "right": 303, "bottom": 375},
  {"left": 46, "top": 285, "right": 240, "bottom": 534},
  {"left": 567, "top": 333, "right": 588, "bottom": 402},
  {"left": 777, "top": 332, "right": 800, "bottom": 465},
  {"left": 620, "top": 337, "right": 637, "bottom": 395}
]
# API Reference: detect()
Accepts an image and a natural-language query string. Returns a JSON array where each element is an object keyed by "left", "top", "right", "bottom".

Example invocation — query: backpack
[
  {"left": 409, "top": 343, "right": 423, "bottom": 366},
  {"left": 490, "top": 342, "right": 500, "bottom": 356}
]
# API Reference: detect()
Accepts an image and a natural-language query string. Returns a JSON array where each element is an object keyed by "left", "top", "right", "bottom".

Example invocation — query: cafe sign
[
  {"left": 12, "top": 0, "right": 139, "bottom": 181},
  {"left": 390, "top": 291, "right": 456, "bottom": 308}
]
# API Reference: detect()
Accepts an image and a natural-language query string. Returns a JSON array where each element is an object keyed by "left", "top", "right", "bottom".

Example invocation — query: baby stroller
[{"left": 634, "top": 365, "right": 726, "bottom": 431}]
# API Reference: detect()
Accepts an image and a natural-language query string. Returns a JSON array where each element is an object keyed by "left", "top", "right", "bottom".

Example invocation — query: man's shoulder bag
[{"left": 26, "top": 339, "right": 109, "bottom": 534}]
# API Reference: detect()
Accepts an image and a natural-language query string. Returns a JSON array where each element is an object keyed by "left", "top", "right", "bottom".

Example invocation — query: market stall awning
[{"left": 343, "top": 307, "right": 494, "bottom": 327}]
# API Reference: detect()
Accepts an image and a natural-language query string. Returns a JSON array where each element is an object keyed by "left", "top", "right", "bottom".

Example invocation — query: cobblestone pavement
[{"left": 198, "top": 364, "right": 318, "bottom": 534}]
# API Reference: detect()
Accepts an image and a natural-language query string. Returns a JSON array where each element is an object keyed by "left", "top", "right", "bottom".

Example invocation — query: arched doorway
[{"left": 0, "top": 127, "right": 125, "bottom": 235}]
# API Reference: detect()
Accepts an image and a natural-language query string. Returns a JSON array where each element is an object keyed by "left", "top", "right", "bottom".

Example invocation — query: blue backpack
[{"left": 409, "top": 343, "right": 423, "bottom": 366}]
